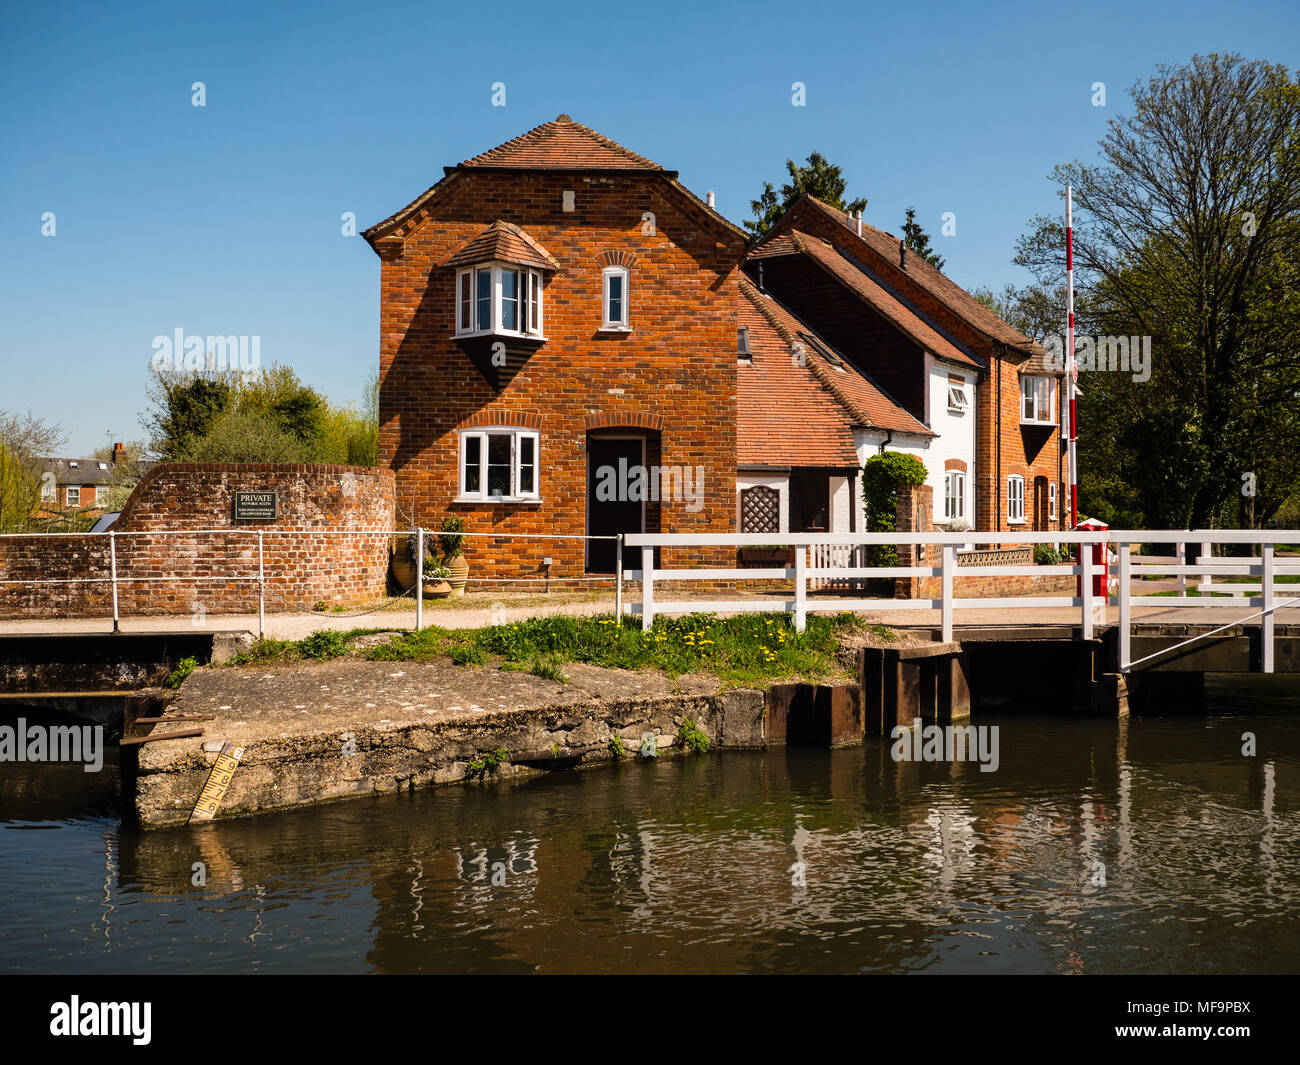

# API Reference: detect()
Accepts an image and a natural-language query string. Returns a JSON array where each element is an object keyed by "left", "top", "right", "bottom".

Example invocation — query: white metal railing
[
  {"left": 627, "top": 529, "right": 1300, "bottom": 675},
  {"left": 0, "top": 527, "right": 622, "bottom": 639},
  {"left": 1112, "top": 531, "right": 1300, "bottom": 674},
  {"left": 625, "top": 531, "right": 1109, "bottom": 643}
]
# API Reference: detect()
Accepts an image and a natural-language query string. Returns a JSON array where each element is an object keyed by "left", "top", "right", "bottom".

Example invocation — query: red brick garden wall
[{"left": 0, "top": 463, "right": 395, "bottom": 619}]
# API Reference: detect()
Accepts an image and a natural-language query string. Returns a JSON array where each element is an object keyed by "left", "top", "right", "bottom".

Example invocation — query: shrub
[
  {"left": 299, "top": 629, "right": 349, "bottom": 659},
  {"left": 163, "top": 657, "right": 198, "bottom": 689},
  {"left": 1033, "top": 544, "right": 1062, "bottom": 565},
  {"left": 677, "top": 718, "right": 710, "bottom": 754},
  {"left": 608, "top": 732, "right": 626, "bottom": 758},
  {"left": 439, "top": 515, "right": 466, "bottom": 558},
  {"left": 449, "top": 645, "right": 487, "bottom": 667},
  {"left": 862, "top": 453, "right": 929, "bottom": 566}
]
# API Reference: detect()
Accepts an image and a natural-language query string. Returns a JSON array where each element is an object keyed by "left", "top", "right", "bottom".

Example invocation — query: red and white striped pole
[{"left": 1065, "top": 184, "right": 1078, "bottom": 532}]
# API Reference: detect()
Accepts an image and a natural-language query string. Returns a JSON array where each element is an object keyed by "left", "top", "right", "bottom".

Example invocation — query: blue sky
[{"left": 1, "top": 0, "right": 1296, "bottom": 454}]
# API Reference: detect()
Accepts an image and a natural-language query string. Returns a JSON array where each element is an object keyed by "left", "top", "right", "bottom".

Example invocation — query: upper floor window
[
  {"left": 947, "top": 383, "right": 969, "bottom": 413},
  {"left": 602, "top": 266, "right": 630, "bottom": 330},
  {"left": 456, "top": 264, "right": 544, "bottom": 338},
  {"left": 458, "top": 428, "right": 540, "bottom": 503},
  {"left": 1007, "top": 475, "right": 1025, "bottom": 524},
  {"left": 1021, "top": 375, "right": 1055, "bottom": 425},
  {"left": 944, "top": 471, "right": 966, "bottom": 520}
]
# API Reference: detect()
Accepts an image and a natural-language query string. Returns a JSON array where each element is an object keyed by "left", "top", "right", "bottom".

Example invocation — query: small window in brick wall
[{"left": 740, "top": 485, "right": 780, "bottom": 533}]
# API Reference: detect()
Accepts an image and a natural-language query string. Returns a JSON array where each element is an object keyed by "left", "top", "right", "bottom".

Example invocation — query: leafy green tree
[
  {"left": 900, "top": 207, "right": 945, "bottom": 270},
  {"left": 182, "top": 409, "right": 311, "bottom": 463},
  {"left": 144, "top": 364, "right": 379, "bottom": 466},
  {"left": 0, "top": 411, "right": 65, "bottom": 532},
  {"left": 747, "top": 152, "right": 867, "bottom": 236},
  {"left": 1012, "top": 53, "right": 1300, "bottom": 529}
]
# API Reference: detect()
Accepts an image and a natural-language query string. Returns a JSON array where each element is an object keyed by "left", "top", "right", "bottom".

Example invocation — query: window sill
[
  {"left": 454, "top": 496, "right": 543, "bottom": 505},
  {"left": 597, "top": 326, "right": 632, "bottom": 334},
  {"left": 1007, "top": 519, "right": 1027, "bottom": 526},
  {"left": 453, "top": 329, "right": 546, "bottom": 341},
  {"left": 1020, "top": 418, "right": 1056, "bottom": 427}
]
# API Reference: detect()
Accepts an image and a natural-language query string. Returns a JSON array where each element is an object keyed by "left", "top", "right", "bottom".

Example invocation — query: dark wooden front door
[
  {"left": 790, "top": 472, "right": 830, "bottom": 532},
  {"left": 586, "top": 436, "right": 644, "bottom": 573}
]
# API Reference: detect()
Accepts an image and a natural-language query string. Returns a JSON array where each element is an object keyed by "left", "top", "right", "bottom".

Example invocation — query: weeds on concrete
[
  {"left": 163, "top": 657, "right": 198, "bottom": 689},
  {"left": 228, "top": 611, "right": 864, "bottom": 687}
]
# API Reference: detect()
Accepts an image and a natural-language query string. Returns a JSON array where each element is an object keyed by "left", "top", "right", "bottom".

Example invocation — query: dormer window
[
  {"left": 1021, "top": 375, "right": 1056, "bottom": 425},
  {"left": 455, "top": 263, "right": 544, "bottom": 338},
  {"left": 602, "top": 266, "right": 630, "bottom": 330}
]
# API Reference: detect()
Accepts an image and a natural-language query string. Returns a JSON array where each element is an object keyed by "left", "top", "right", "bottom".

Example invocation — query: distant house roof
[
  {"left": 749, "top": 229, "right": 981, "bottom": 369},
  {"left": 738, "top": 280, "right": 932, "bottom": 468},
  {"left": 778, "top": 195, "right": 1046, "bottom": 359},
  {"left": 437, "top": 220, "right": 561, "bottom": 272},
  {"left": 39, "top": 456, "right": 152, "bottom": 486}
]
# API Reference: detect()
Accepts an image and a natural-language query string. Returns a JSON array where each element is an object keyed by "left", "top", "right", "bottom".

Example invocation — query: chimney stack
[
  {"left": 112, "top": 442, "right": 125, "bottom": 464},
  {"left": 855, "top": 210, "right": 863, "bottom": 236},
  {"left": 706, "top": 190, "right": 715, "bottom": 209},
  {"left": 899, "top": 240, "right": 907, "bottom": 270}
]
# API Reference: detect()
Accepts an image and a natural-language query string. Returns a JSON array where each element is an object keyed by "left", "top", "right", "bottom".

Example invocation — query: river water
[{"left": 2, "top": 677, "right": 1297, "bottom": 974}]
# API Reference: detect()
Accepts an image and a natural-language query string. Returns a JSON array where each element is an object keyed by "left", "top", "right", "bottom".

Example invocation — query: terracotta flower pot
[
  {"left": 424, "top": 579, "right": 452, "bottom": 599},
  {"left": 445, "top": 553, "right": 469, "bottom": 597},
  {"left": 390, "top": 535, "right": 418, "bottom": 591}
]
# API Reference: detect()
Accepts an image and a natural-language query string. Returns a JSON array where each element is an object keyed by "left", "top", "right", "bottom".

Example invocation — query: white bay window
[
  {"left": 1021, "top": 375, "right": 1055, "bottom": 425},
  {"left": 456, "top": 263, "right": 544, "bottom": 338}
]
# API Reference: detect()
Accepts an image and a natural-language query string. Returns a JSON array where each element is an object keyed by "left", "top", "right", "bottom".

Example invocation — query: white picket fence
[{"left": 624, "top": 529, "right": 1300, "bottom": 674}]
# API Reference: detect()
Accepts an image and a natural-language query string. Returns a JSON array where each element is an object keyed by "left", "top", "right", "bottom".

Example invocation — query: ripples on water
[{"left": 2, "top": 677, "right": 1298, "bottom": 974}]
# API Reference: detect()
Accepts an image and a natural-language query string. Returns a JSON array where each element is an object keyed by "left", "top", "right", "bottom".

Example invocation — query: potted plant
[
  {"left": 390, "top": 532, "right": 454, "bottom": 597},
  {"left": 423, "top": 562, "right": 453, "bottom": 598},
  {"left": 440, "top": 515, "right": 469, "bottom": 597}
]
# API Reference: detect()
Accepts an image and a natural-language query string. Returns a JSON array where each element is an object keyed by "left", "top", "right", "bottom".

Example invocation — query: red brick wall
[
  {"left": 0, "top": 464, "right": 395, "bottom": 619},
  {"left": 373, "top": 169, "right": 744, "bottom": 578}
]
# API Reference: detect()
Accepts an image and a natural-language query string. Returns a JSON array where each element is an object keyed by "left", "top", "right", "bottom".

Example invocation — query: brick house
[
  {"left": 363, "top": 118, "right": 1062, "bottom": 586},
  {"left": 363, "top": 116, "right": 748, "bottom": 579},
  {"left": 35, "top": 443, "right": 150, "bottom": 519},
  {"left": 736, "top": 278, "right": 932, "bottom": 537},
  {"left": 746, "top": 195, "right": 1064, "bottom": 536}
]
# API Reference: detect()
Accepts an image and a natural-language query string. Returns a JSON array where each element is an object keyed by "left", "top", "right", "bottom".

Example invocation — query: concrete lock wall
[{"left": 0, "top": 464, "right": 395, "bottom": 619}]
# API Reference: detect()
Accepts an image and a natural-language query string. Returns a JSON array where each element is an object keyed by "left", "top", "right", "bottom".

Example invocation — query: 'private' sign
[{"left": 233, "top": 491, "right": 277, "bottom": 521}]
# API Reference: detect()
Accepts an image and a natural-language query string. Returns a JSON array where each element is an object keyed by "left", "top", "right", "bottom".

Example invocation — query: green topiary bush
[{"left": 862, "top": 452, "right": 929, "bottom": 566}]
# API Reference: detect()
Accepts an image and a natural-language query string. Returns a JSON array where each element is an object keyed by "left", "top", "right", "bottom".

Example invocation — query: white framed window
[
  {"left": 1020, "top": 375, "right": 1055, "bottom": 424},
  {"left": 66, "top": 486, "right": 80, "bottom": 507},
  {"left": 96, "top": 485, "right": 109, "bottom": 505},
  {"left": 944, "top": 471, "right": 965, "bottom": 520},
  {"left": 947, "top": 383, "right": 968, "bottom": 413},
  {"left": 455, "top": 264, "right": 544, "bottom": 338},
  {"left": 1007, "top": 475, "right": 1025, "bottom": 524},
  {"left": 601, "top": 266, "right": 630, "bottom": 329},
  {"left": 1049, "top": 481, "right": 1058, "bottom": 521},
  {"left": 458, "top": 428, "right": 540, "bottom": 502}
]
